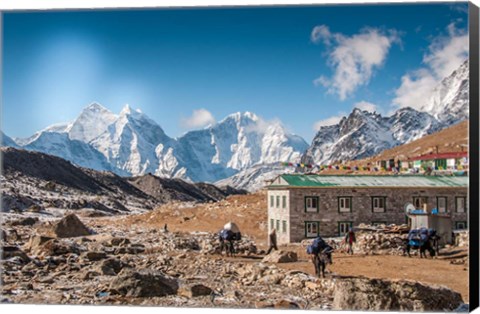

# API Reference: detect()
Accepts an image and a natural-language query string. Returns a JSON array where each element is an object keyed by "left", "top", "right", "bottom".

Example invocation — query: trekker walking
[
  {"left": 267, "top": 228, "right": 278, "bottom": 254},
  {"left": 345, "top": 228, "right": 356, "bottom": 255}
]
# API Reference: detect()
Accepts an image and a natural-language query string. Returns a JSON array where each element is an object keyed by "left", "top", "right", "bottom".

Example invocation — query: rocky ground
[{"left": 0, "top": 206, "right": 469, "bottom": 311}]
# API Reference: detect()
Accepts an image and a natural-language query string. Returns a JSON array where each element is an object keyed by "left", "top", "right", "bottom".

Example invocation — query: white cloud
[
  {"left": 311, "top": 25, "right": 332, "bottom": 46},
  {"left": 354, "top": 101, "right": 378, "bottom": 113},
  {"left": 424, "top": 23, "right": 469, "bottom": 78},
  {"left": 313, "top": 113, "right": 346, "bottom": 130},
  {"left": 392, "top": 23, "right": 468, "bottom": 110},
  {"left": 312, "top": 25, "right": 400, "bottom": 100},
  {"left": 181, "top": 109, "right": 216, "bottom": 129}
]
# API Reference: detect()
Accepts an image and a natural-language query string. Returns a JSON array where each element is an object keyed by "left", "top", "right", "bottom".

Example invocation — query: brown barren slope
[{"left": 120, "top": 191, "right": 269, "bottom": 244}]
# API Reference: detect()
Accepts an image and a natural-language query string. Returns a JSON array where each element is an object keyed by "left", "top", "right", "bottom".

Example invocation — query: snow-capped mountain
[
  {"left": 302, "top": 107, "right": 441, "bottom": 165},
  {"left": 1, "top": 131, "right": 19, "bottom": 148},
  {"left": 421, "top": 59, "right": 469, "bottom": 126},
  {"left": 302, "top": 59, "right": 468, "bottom": 166},
  {"left": 6, "top": 59, "right": 468, "bottom": 190},
  {"left": 12, "top": 105, "right": 308, "bottom": 183},
  {"left": 69, "top": 102, "right": 117, "bottom": 142},
  {"left": 23, "top": 131, "right": 122, "bottom": 174},
  {"left": 388, "top": 107, "right": 441, "bottom": 143},
  {"left": 174, "top": 112, "right": 308, "bottom": 182},
  {"left": 90, "top": 104, "right": 176, "bottom": 176}
]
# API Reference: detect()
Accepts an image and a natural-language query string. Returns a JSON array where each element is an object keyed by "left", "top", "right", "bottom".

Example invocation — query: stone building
[{"left": 266, "top": 174, "right": 468, "bottom": 244}]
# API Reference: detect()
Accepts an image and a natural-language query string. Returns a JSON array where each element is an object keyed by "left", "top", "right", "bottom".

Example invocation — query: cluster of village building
[
  {"left": 267, "top": 173, "right": 468, "bottom": 244},
  {"left": 375, "top": 151, "right": 469, "bottom": 172}
]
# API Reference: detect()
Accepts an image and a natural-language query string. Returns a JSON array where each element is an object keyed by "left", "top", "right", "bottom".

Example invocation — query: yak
[
  {"left": 405, "top": 228, "right": 439, "bottom": 258},
  {"left": 311, "top": 247, "right": 334, "bottom": 278}
]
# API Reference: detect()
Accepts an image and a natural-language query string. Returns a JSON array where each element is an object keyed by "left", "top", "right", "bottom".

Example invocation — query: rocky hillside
[{"left": 1, "top": 147, "right": 245, "bottom": 215}]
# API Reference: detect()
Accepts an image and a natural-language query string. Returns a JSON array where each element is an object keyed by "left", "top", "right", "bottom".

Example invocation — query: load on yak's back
[
  {"left": 221, "top": 222, "right": 242, "bottom": 241},
  {"left": 306, "top": 236, "right": 334, "bottom": 278},
  {"left": 218, "top": 222, "right": 242, "bottom": 257},
  {"left": 406, "top": 227, "right": 439, "bottom": 258}
]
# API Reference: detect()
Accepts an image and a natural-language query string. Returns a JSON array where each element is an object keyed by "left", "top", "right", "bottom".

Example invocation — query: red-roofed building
[{"left": 408, "top": 152, "right": 468, "bottom": 171}]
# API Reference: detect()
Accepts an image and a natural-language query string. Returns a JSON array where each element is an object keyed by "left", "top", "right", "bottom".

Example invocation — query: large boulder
[
  {"left": 109, "top": 269, "right": 179, "bottom": 297},
  {"left": 262, "top": 250, "right": 298, "bottom": 263},
  {"left": 332, "top": 276, "right": 463, "bottom": 311},
  {"left": 53, "top": 214, "right": 92, "bottom": 238}
]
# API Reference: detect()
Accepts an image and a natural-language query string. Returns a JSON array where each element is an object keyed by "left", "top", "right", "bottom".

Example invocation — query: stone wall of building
[
  {"left": 268, "top": 186, "right": 468, "bottom": 243},
  {"left": 267, "top": 190, "right": 291, "bottom": 244}
]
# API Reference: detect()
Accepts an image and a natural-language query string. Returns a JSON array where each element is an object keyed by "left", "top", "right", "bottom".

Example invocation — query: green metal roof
[{"left": 269, "top": 174, "right": 468, "bottom": 188}]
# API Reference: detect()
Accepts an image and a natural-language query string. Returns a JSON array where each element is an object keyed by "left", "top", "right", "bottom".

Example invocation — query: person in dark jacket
[
  {"left": 267, "top": 228, "right": 278, "bottom": 254},
  {"left": 345, "top": 228, "right": 356, "bottom": 255}
]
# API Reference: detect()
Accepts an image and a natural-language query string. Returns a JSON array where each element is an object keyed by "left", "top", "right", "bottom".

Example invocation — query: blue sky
[{"left": 2, "top": 2, "right": 469, "bottom": 142}]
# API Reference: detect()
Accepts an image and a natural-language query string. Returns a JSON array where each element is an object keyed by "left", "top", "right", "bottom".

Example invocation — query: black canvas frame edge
[{"left": 469, "top": 1, "right": 479, "bottom": 311}]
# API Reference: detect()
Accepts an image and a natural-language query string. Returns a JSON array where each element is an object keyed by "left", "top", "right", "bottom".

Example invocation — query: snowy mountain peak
[
  {"left": 69, "top": 102, "right": 118, "bottom": 143},
  {"left": 223, "top": 111, "right": 259, "bottom": 124},
  {"left": 1, "top": 131, "right": 19, "bottom": 148},
  {"left": 302, "top": 60, "right": 468, "bottom": 166},
  {"left": 85, "top": 102, "right": 109, "bottom": 112},
  {"left": 120, "top": 104, "right": 132, "bottom": 115},
  {"left": 44, "top": 122, "right": 73, "bottom": 133},
  {"left": 420, "top": 59, "right": 468, "bottom": 125}
]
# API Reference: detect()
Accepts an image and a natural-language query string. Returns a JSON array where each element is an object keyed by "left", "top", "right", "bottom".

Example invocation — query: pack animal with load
[
  {"left": 306, "top": 237, "right": 334, "bottom": 278},
  {"left": 405, "top": 228, "right": 439, "bottom": 258},
  {"left": 218, "top": 222, "right": 242, "bottom": 257}
]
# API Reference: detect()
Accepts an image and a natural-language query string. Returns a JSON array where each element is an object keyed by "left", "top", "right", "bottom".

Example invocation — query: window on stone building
[
  {"left": 437, "top": 197, "right": 447, "bottom": 213},
  {"left": 270, "top": 219, "right": 274, "bottom": 230},
  {"left": 276, "top": 219, "right": 280, "bottom": 231},
  {"left": 282, "top": 220, "right": 287, "bottom": 233},
  {"left": 270, "top": 195, "right": 274, "bottom": 208},
  {"left": 305, "top": 221, "right": 319, "bottom": 238},
  {"left": 338, "top": 221, "right": 352, "bottom": 236},
  {"left": 282, "top": 196, "right": 287, "bottom": 209},
  {"left": 372, "top": 197, "right": 386, "bottom": 212},
  {"left": 456, "top": 197, "right": 466, "bottom": 213},
  {"left": 276, "top": 196, "right": 280, "bottom": 208},
  {"left": 305, "top": 196, "right": 319, "bottom": 212},
  {"left": 338, "top": 197, "right": 352, "bottom": 212},
  {"left": 455, "top": 221, "right": 467, "bottom": 230}
]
